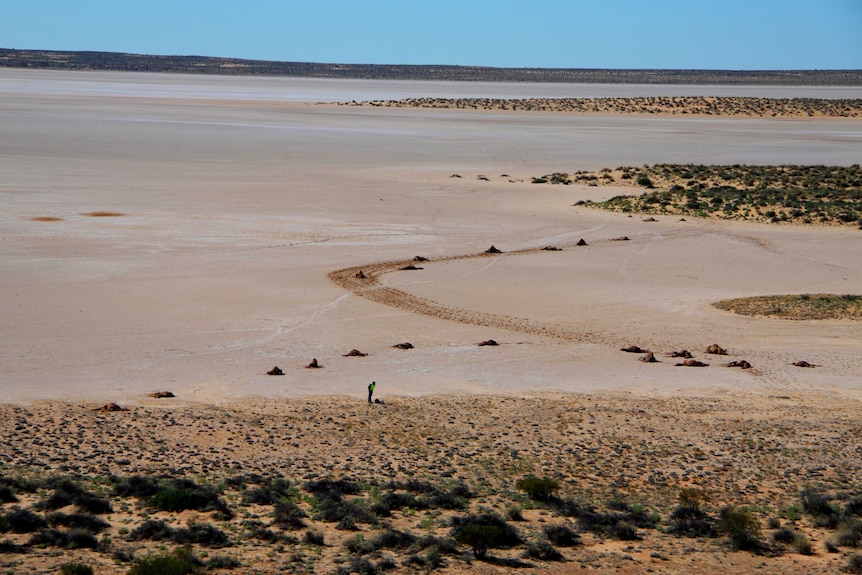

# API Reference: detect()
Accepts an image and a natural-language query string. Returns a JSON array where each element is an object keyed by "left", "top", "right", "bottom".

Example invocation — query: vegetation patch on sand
[
  {"left": 714, "top": 294, "right": 862, "bottom": 320},
  {"left": 337, "top": 96, "right": 862, "bottom": 117},
  {"left": 536, "top": 164, "right": 862, "bottom": 227}
]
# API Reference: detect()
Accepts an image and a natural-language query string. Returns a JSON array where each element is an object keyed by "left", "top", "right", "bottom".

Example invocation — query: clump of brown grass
[
  {"left": 714, "top": 294, "right": 862, "bottom": 320},
  {"left": 30, "top": 216, "right": 64, "bottom": 222},
  {"left": 82, "top": 211, "right": 125, "bottom": 217}
]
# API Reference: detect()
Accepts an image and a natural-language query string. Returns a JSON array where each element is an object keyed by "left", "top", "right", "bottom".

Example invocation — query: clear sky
[{"left": 2, "top": 0, "right": 860, "bottom": 70}]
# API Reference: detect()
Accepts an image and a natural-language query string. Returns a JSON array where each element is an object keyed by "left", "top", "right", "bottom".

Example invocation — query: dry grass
[
  {"left": 714, "top": 294, "right": 862, "bottom": 320},
  {"left": 29, "top": 216, "right": 64, "bottom": 222}
]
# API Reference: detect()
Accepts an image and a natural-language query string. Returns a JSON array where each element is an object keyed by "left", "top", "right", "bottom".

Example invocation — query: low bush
[
  {"left": 242, "top": 478, "right": 294, "bottom": 505},
  {"left": 35, "top": 480, "right": 112, "bottom": 515},
  {"left": 846, "top": 553, "right": 862, "bottom": 574},
  {"left": 523, "top": 540, "right": 564, "bottom": 561},
  {"left": 5, "top": 507, "right": 47, "bottom": 533},
  {"left": 0, "top": 484, "right": 17, "bottom": 503},
  {"left": 543, "top": 523, "right": 580, "bottom": 547},
  {"left": 60, "top": 562, "right": 93, "bottom": 575},
  {"left": 273, "top": 498, "right": 307, "bottom": 530},
  {"left": 667, "top": 505, "right": 717, "bottom": 538},
  {"left": 113, "top": 475, "right": 161, "bottom": 499},
  {"left": 719, "top": 506, "right": 762, "bottom": 551},
  {"left": 450, "top": 513, "right": 521, "bottom": 559},
  {"left": 128, "top": 546, "right": 202, "bottom": 575},
  {"left": 47, "top": 512, "right": 109, "bottom": 533},
  {"left": 515, "top": 476, "right": 560, "bottom": 502}
]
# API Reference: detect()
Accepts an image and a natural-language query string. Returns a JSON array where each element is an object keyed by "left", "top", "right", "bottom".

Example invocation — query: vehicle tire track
[{"left": 327, "top": 226, "right": 708, "bottom": 347}]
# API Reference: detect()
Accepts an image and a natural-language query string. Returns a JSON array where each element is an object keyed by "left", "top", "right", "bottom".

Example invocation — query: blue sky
[{"left": 2, "top": 0, "right": 860, "bottom": 70}]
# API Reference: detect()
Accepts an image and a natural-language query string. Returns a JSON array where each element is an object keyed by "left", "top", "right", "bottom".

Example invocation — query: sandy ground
[{"left": 1, "top": 69, "right": 862, "bottom": 574}]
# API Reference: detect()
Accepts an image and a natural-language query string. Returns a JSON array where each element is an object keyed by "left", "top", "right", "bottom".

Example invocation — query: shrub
[
  {"left": 129, "top": 519, "right": 174, "bottom": 541},
  {"left": 303, "top": 529, "right": 325, "bottom": 546},
  {"left": 543, "top": 523, "right": 580, "bottom": 547},
  {"left": 28, "top": 528, "right": 98, "bottom": 549},
  {"left": 668, "top": 505, "right": 716, "bottom": 538},
  {"left": 147, "top": 480, "right": 232, "bottom": 519},
  {"left": 523, "top": 540, "right": 564, "bottom": 561},
  {"left": 504, "top": 504, "right": 524, "bottom": 521},
  {"left": 205, "top": 555, "right": 241, "bottom": 569},
  {"left": 719, "top": 506, "right": 762, "bottom": 551},
  {"left": 772, "top": 527, "right": 796, "bottom": 544},
  {"left": 128, "top": 546, "right": 202, "bottom": 575},
  {"left": 273, "top": 498, "right": 307, "bottom": 530},
  {"left": 113, "top": 475, "right": 161, "bottom": 499},
  {"left": 368, "top": 529, "right": 416, "bottom": 551},
  {"left": 5, "top": 507, "right": 47, "bottom": 533},
  {"left": 47, "top": 512, "right": 109, "bottom": 533},
  {"left": 450, "top": 513, "right": 521, "bottom": 559},
  {"left": 793, "top": 533, "right": 814, "bottom": 555},
  {"left": 636, "top": 174, "right": 654, "bottom": 188},
  {"left": 0, "top": 484, "right": 17, "bottom": 503},
  {"left": 832, "top": 517, "right": 862, "bottom": 548},
  {"left": 515, "top": 476, "right": 560, "bottom": 502},
  {"left": 846, "top": 496, "right": 862, "bottom": 517},
  {"left": 242, "top": 478, "right": 293, "bottom": 505},
  {"left": 60, "top": 562, "right": 94, "bottom": 575},
  {"left": 170, "top": 522, "right": 230, "bottom": 548},
  {"left": 801, "top": 487, "right": 834, "bottom": 517},
  {"left": 846, "top": 553, "right": 862, "bottom": 574},
  {"left": 36, "top": 480, "right": 112, "bottom": 515}
]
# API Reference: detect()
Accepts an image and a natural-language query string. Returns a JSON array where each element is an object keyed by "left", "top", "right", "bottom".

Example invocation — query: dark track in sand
[{"left": 327, "top": 228, "right": 704, "bottom": 347}]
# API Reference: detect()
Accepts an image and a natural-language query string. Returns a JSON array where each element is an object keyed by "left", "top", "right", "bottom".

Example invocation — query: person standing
[{"left": 367, "top": 381, "right": 376, "bottom": 403}]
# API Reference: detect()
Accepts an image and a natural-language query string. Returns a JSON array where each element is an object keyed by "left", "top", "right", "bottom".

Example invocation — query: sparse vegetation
[
  {"left": 537, "top": 164, "right": 862, "bottom": 228},
  {"left": 714, "top": 294, "right": 862, "bottom": 320}
]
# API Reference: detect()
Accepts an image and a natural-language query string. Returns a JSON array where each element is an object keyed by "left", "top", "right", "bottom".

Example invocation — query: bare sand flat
[
  {"left": 1, "top": 70, "right": 860, "bottom": 403},
  {"left": 1, "top": 69, "right": 862, "bottom": 573}
]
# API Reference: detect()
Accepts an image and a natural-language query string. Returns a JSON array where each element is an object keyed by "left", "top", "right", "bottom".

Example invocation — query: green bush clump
[
  {"left": 273, "top": 498, "right": 307, "bottom": 530},
  {"left": 35, "top": 480, "right": 112, "bottom": 515},
  {"left": 241, "top": 478, "right": 294, "bottom": 505},
  {"left": 60, "top": 562, "right": 94, "bottom": 575},
  {"left": 450, "top": 513, "right": 521, "bottom": 559},
  {"left": 515, "top": 476, "right": 560, "bottom": 502},
  {"left": 146, "top": 479, "right": 232, "bottom": 519},
  {"left": 128, "top": 546, "right": 202, "bottom": 575},
  {"left": 4, "top": 507, "right": 47, "bottom": 533},
  {"left": 543, "top": 524, "right": 580, "bottom": 547},
  {"left": 522, "top": 540, "right": 564, "bottom": 561},
  {"left": 719, "top": 506, "right": 762, "bottom": 551}
]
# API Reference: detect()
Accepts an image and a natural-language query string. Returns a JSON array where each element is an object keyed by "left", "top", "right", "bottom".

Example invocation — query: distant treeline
[{"left": 2, "top": 48, "right": 861, "bottom": 85}]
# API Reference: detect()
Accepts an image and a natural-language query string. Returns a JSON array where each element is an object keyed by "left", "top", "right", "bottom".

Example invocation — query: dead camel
[
  {"left": 413, "top": 256, "right": 428, "bottom": 262},
  {"left": 393, "top": 342, "right": 414, "bottom": 350},
  {"left": 478, "top": 339, "right": 499, "bottom": 346},
  {"left": 705, "top": 344, "right": 728, "bottom": 355},
  {"left": 401, "top": 265, "right": 423, "bottom": 270},
  {"left": 343, "top": 349, "right": 368, "bottom": 357},
  {"left": 93, "top": 403, "right": 128, "bottom": 412},
  {"left": 267, "top": 366, "right": 284, "bottom": 375},
  {"left": 305, "top": 358, "right": 322, "bottom": 369},
  {"left": 792, "top": 360, "right": 818, "bottom": 368},
  {"left": 148, "top": 391, "right": 175, "bottom": 398},
  {"left": 725, "top": 360, "right": 752, "bottom": 369},
  {"left": 485, "top": 245, "right": 503, "bottom": 254},
  {"left": 620, "top": 345, "right": 647, "bottom": 353},
  {"left": 666, "top": 350, "right": 693, "bottom": 359},
  {"left": 542, "top": 246, "right": 562, "bottom": 251},
  {"left": 640, "top": 352, "right": 659, "bottom": 363},
  {"left": 676, "top": 359, "right": 709, "bottom": 367}
]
